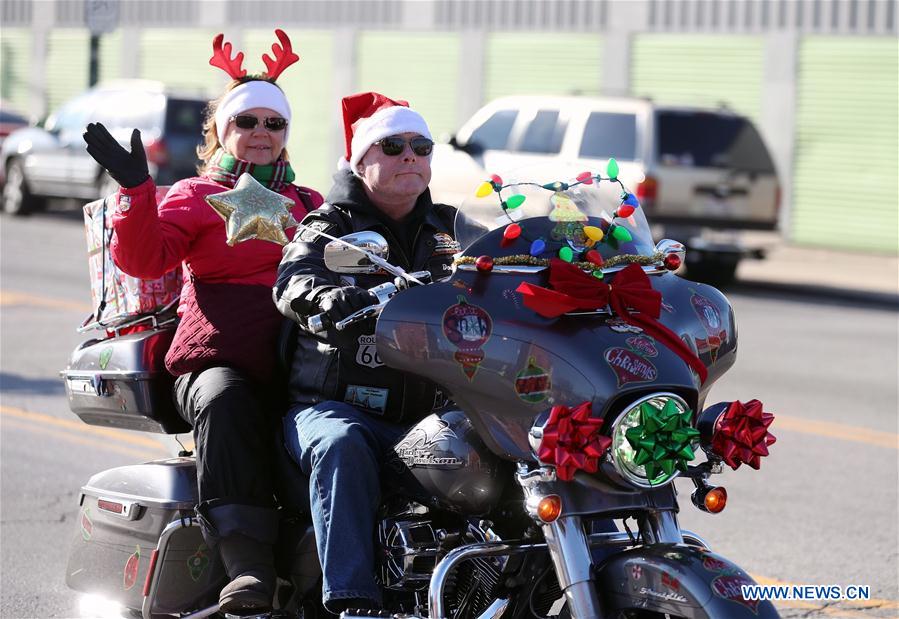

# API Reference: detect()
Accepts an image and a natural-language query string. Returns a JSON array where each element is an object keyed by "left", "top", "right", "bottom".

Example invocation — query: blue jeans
[{"left": 283, "top": 400, "right": 407, "bottom": 609}]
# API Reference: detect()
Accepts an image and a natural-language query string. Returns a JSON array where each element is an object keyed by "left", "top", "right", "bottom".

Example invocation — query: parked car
[
  {"left": 0, "top": 103, "right": 30, "bottom": 151},
  {"left": 0, "top": 80, "right": 207, "bottom": 216},
  {"left": 430, "top": 95, "right": 781, "bottom": 284}
]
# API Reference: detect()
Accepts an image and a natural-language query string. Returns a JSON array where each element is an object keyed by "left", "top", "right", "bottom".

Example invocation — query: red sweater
[{"left": 111, "top": 176, "right": 323, "bottom": 378}]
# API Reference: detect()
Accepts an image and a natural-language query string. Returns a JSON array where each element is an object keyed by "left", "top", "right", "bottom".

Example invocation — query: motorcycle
[{"left": 62, "top": 173, "right": 779, "bottom": 619}]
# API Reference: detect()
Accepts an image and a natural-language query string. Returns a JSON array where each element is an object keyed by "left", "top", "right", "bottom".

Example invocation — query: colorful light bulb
[
  {"left": 506, "top": 194, "right": 526, "bottom": 209},
  {"left": 475, "top": 181, "right": 494, "bottom": 198},
  {"left": 606, "top": 158, "right": 619, "bottom": 180}
]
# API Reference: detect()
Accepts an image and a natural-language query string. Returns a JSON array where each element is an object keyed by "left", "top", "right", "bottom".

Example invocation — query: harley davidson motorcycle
[{"left": 62, "top": 175, "right": 779, "bottom": 619}]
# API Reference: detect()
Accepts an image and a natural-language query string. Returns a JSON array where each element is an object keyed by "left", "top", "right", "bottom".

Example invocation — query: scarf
[{"left": 205, "top": 149, "right": 296, "bottom": 192}]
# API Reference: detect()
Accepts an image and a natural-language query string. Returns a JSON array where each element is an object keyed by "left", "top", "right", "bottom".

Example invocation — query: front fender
[{"left": 595, "top": 544, "right": 779, "bottom": 619}]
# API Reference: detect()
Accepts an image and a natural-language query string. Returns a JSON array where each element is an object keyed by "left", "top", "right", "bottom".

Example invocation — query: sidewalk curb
[{"left": 731, "top": 279, "right": 899, "bottom": 310}]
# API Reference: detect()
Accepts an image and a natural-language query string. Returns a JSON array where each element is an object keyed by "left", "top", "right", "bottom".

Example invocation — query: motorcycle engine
[
  {"left": 377, "top": 513, "right": 442, "bottom": 590},
  {"left": 377, "top": 510, "right": 505, "bottom": 617}
]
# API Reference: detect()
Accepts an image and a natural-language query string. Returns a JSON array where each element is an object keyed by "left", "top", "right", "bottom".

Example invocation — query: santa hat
[{"left": 338, "top": 92, "right": 432, "bottom": 176}]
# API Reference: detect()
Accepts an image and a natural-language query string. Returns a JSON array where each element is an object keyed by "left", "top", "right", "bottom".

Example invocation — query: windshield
[
  {"left": 454, "top": 170, "right": 657, "bottom": 262},
  {"left": 656, "top": 111, "right": 775, "bottom": 173}
]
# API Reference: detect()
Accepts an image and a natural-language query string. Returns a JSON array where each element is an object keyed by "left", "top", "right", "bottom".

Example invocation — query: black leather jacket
[{"left": 275, "top": 171, "right": 458, "bottom": 422}]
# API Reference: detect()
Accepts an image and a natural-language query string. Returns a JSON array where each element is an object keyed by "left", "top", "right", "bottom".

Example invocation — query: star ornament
[
  {"left": 710, "top": 399, "right": 776, "bottom": 470},
  {"left": 205, "top": 173, "right": 298, "bottom": 246},
  {"left": 536, "top": 401, "right": 611, "bottom": 481}
]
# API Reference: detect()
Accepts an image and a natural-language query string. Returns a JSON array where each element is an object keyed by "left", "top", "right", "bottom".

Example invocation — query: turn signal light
[
  {"left": 704, "top": 487, "right": 727, "bottom": 513},
  {"left": 536, "top": 495, "right": 563, "bottom": 522},
  {"left": 692, "top": 485, "right": 727, "bottom": 513}
]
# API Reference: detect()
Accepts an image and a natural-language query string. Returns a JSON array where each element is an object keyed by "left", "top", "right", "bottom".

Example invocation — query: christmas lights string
[{"left": 464, "top": 158, "right": 649, "bottom": 277}]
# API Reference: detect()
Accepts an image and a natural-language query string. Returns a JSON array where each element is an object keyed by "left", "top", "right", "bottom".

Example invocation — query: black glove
[
  {"left": 83, "top": 122, "right": 150, "bottom": 189},
  {"left": 316, "top": 286, "right": 379, "bottom": 324}
]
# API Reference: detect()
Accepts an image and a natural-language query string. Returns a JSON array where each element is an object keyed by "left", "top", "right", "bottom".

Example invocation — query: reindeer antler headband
[{"left": 211, "top": 30, "right": 300, "bottom": 145}]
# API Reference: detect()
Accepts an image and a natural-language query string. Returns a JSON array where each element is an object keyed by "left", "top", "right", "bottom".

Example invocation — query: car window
[
  {"left": 579, "top": 112, "right": 637, "bottom": 160},
  {"left": 165, "top": 99, "right": 206, "bottom": 137},
  {"left": 517, "top": 109, "right": 566, "bottom": 154},
  {"left": 90, "top": 90, "right": 164, "bottom": 134},
  {"left": 656, "top": 111, "right": 775, "bottom": 173},
  {"left": 467, "top": 109, "right": 517, "bottom": 151},
  {"left": 46, "top": 94, "right": 97, "bottom": 133}
]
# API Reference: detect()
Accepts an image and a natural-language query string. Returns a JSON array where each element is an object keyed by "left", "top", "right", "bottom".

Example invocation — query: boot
[{"left": 218, "top": 534, "right": 276, "bottom": 614}]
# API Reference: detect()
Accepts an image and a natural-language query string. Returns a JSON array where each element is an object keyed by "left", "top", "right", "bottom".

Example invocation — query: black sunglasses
[
  {"left": 376, "top": 135, "right": 434, "bottom": 157},
  {"left": 230, "top": 114, "right": 288, "bottom": 132}
]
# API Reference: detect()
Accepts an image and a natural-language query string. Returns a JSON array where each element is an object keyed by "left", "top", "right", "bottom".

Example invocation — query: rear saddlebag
[
  {"left": 66, "top": 458, "right": 226, "bottom": 614},
  {"left": 62, "top": 324, "right": 189, "bottom": 434}
]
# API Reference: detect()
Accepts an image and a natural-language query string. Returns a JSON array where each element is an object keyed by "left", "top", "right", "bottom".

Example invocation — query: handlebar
[{"left": 306, "top": 270, "right": 433, "bottom": 334}]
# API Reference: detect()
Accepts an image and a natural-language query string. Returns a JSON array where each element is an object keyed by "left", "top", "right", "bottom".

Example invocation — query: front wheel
[{"left": 2, "top": 158, "right": 45, "bottom": 216}]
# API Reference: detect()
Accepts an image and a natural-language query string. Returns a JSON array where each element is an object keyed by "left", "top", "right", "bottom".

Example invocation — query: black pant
[{"left": 174, "top": 366, "right": 279, "bottom": 546}]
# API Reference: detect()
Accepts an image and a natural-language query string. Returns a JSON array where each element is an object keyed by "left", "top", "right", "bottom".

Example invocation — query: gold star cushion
[{"left": 205, "top": 173, "right": 298, "bottom": 246}]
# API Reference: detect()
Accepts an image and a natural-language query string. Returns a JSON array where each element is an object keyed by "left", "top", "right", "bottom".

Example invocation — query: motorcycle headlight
[{"left": 610, "top": 392, "right": 695, "bottom": 488}]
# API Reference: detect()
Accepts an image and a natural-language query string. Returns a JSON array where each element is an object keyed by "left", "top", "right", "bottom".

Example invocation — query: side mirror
[
  {"left": 655, "top": 238, "right": 686, "bottom": 270},
  {"left": 449, "top": 135, "right": 484, "bottom": 157},
  {"left": 323, "top": 231, "right": 390, "bottom": 274}
]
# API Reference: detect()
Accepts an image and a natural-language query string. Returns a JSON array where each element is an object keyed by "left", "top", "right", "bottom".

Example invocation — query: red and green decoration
[
  {"left": 123, "top": 545, "right": 141, "bottom": 591},
  {"left": 473, "top": 159, "right": 642, "bottom": 273},
  {"left": 710, "top": 400, "right": 776, "bottom": 470},
  {"left": 515, "top": 357, "right": 551, "bottom": 403},
  {"left": 535, "top": 401, "right": 612, "bottom": 481},
  {"left": 625, "top": 399, "right": 700, "bottom": 479},
  {"left": 188, "top": 544, "right": 211, "bottom": 582},
  {"left": 442, "top": 296, "right": 493, "bottom": 380}
]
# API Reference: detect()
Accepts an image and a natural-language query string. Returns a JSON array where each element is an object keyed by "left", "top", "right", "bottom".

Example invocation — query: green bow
[{"left": 625, "top": 399, "right": 700, "bottom": 481}]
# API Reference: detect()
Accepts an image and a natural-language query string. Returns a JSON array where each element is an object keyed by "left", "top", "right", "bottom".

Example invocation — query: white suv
[{"left": 430, "top": 95, "right": 781, "bottom": 284}]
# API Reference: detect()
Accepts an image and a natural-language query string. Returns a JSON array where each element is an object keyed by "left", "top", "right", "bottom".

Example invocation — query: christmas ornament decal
[
  {"left": 205, "top": 173, "right": 298, "bottom": 246},
  {"left": 626, "top": 335, "right": 658, "bottom": 358},
  {"left": 604, "top": 346, "right": 658, "bottom": 387},
  {"left": 442, "top": 296, "right": 492, "bottom": 380},
  {"left": 80, "top": 508, "right": 93, "bottom": 541},
  {"left": 188, "top": 544, "right": 211, "bottom": 582},
  {"left": 712, "top": 574, "right": 760, "bottom": 613},
  {"left": 123, "top": 546, "right": 141, "bottom": 590},
  {"left": 691, "top": 293, "right": 727, "bottom": 362},
  {"left": 515, "top": 357, "right": 551, "bottom": 403},
  {"left": 702, "top": 556, "right": 731, "bottom": 573},
  {"left": 98, "top": 347, "right": 113, "bottom": 370}
]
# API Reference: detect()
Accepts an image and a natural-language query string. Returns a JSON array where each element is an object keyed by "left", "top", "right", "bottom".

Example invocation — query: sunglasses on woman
[
  {"left": 376, "top": 135, "right": 434, "bottom": 157},
  {"left": 230, "top": 114, "right": 288, "bottom": 132}
]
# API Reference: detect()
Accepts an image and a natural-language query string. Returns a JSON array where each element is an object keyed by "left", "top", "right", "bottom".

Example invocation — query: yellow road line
[
  {"left": 0, "top": 289, "right": 92, "bottom": 312},
  {"left": 2, "top": 416, "right": 163, "bottom": 460},
  {"left": 0, "top": 405, "right": 169, "bottom": 452},
  {"left": 751, "top": 573, "right": 899, "bottom": 616},
  {"left": 775, "top": 414, "right": 898, "bottom": 450}
]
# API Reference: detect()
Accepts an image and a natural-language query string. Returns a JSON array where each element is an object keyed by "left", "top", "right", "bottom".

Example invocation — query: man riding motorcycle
[{"left": 274, "top": 91, "right": 457, "bottom": 614}]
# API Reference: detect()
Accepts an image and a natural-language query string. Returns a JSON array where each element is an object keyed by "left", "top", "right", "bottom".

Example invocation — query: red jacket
[{"left": 111, "top": 176, "right": 323, "bottom": 379}]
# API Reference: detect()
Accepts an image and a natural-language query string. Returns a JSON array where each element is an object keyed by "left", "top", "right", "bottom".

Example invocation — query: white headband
[
  {"left": 340, "top": 105, "right": 432, "bottom": 177},
  {"left": 215, "top": 80, "right": 292, "bottom": 145}
]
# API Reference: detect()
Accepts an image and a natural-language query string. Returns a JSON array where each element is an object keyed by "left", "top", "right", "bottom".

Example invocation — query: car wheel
[{"left": 2, "top": 159, "right": 45, "bottom": 216}]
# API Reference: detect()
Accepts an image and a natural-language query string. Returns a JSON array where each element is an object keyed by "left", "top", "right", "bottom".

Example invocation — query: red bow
[
  {"left": 517, "top": 261, "right": 708, "bottom": 383},
  {"left": 711, "top": 400, "right": 776, "bottom": 470},
  {"left": 536, "top": 401, "right": 611, "bottom": 481}
]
